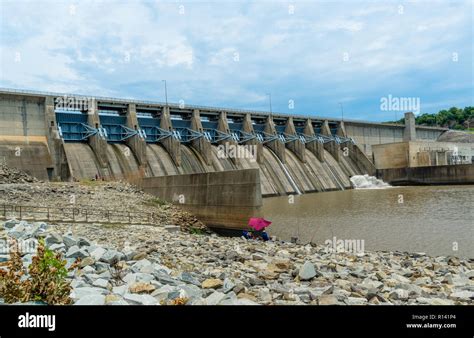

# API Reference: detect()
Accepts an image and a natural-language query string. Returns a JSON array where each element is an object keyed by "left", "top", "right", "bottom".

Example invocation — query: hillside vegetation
[{"left": 387, "top": 107, "right": 474, "bottom": 132}]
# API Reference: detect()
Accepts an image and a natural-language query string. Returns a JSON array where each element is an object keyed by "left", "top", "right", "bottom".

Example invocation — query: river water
[{"left": 264, "top": 185, "right": 474, "bottom": 258}]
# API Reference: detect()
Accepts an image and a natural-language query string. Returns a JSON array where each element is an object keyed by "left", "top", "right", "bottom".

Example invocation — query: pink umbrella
[{"left": 248, "top": 217, "right": 272, "bottom": 231}]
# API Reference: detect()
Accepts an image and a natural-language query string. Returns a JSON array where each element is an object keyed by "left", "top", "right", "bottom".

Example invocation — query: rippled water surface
[{"left": 264, "top": 185, "right": 474, "bottom": 258}]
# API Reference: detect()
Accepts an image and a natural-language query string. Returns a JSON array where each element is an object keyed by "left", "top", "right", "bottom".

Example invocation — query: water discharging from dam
[
  {"left": 62, "top": 141, "right": 366, "bottom": 196},
  {"left": 350, "top": 175, "right": 391, "bottom": 189}
]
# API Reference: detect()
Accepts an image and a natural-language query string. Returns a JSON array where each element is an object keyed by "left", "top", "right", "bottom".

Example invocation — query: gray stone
[
  {"left": 8, "top": 224, "right": 26, "bottom": 239},
  {"left": 299, "top": 261, "right": 316, "bottom": 280},
  {"left": 66, "top": 245, "right": 88, "bottom": 259},
  {"left": 25, "top": 224, "right": 42, "bottom": 237},
  {"left": 205, "top": 291, "right": 226, "bottom": 305},
  {"left": 153, "top": 263, "right": 171, "bottom": 275},
  {"left": 180, "top": 285, "right": 203, "bottom": 299},
  {"left": 100, "top": 249, "right": 122, "bottom": 264},
  {"left": 90, "top": 247, "right": 106, "bottom": 261},
  {"left": 71, "top": 279, "right": 87, "bottom": 289},
  {"left": 108, "top": 299, "right": 129, "bottom": 305},
  {"left": 123, "top": 273, "right": 138, "bottom": 284},
  {"left": 63, "top": 235, "right": 78, "bottom": 248},
  {"left": 123, "top": 293, "right": 159, "bottom": 305},
  {"left": 345, "top": 297, "right": 368, "bottom": 305},
  {"left": 45, "top": 233, "right": 62, "bottom": 246},
  {"left": 3, "top": 219, "right": 18, "bottom": 230},
  {"left": 164, "top": 225, "right": 180, "bottom": 233},
  {"left": 179, "top": 272, "right": 200, "bottom": 286},
  {"left": 123, "top": 249, "right": 137, "bottom": 261},
  {"left": 222, "top": 298, "right": 259, "bottom": 305},
  {"left": 136, "top": 273, "right": 154, "bottom": 283},
  {"left": 75, "top": 294, "right": 105, "bottom": 305},
  {"left": 449, "top": 290, "right": 474, "bottom": 301},
  {"left": 94, "top": 261, "right": 109, "bottom": 272},
  {"left": 416, "top": 297, "right": 454, "bottom": 305},
  {"left": 223, "top": 278, "right": 236, "bottom": 293},
  {"left": 233, "top": 284, "right": 245, "bottom": 294},
  {"left": 389, "top": 289, "right": 409, "bottom": 300},
  {"left": 249, "top": 277, "right": 264, "bottom": 286},
  {"left": 154, "top": 272, "right": 182, "bottom": 286},
  {"left": 112, "top": 285, "right": 128, "bottom": 296},
  {"left": 98, "top": 270, "right": 112, "bottom": 280},
  {"left": 35, "top": 222, "right": 49, "bottom": 231},
  {"left": 93, "top": 278, "right": 109, "bottom": 289},
  {"left": 64, "top": 258, "right": 76, "bottom": 270},
  {"left": 80, "top": 256, "right": 95, "bottom": 268},
  {"left": 77, "top": 237, "right": 91, "bottom": 247},
  {"left": 71, "top": 287, "right": 109, "bottom": 300},
  {"left": 49, "top": 243, "right": 66, "bottom": 252},
  {"left": 82, "top": 265, "right": 96, "bottom": 274},
  {"left": 131, "top": 259, "right": 152, "bottom": 272},
  {"left": 361, "top": 279, "right": 383, "bottom": 290},
  {"left": 83, "top": 273, "right": 101, "bottom": 284}
]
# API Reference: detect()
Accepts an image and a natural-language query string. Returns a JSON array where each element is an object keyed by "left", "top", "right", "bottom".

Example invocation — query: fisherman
[{"left": 243, "top": 217, "right": 272, "bottom": 241}]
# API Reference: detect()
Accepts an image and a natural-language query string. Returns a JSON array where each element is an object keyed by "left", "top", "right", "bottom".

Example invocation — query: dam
[{"left": 0, "top": 88, "right": 447, "bottom": 198}]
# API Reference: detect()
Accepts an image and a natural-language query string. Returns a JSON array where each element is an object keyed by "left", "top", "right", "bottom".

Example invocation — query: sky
[{"left": 0, "top": 0, "right": 472, "bottom": 121}]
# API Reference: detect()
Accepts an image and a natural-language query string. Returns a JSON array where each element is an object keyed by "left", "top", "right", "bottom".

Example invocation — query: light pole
[
  {"left": 339, "top": 102, "right": 344, "bottom": 121},
  {"left": 162, "top": 80, "right": 168, "bottom": 107},
  {"left": 267, "top": 93, "right": 273, "bottom": 117}
]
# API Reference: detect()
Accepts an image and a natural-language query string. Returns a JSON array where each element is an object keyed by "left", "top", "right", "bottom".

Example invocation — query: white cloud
[{"left": 0, "top": 0, "right": 471, "bottom": 118}]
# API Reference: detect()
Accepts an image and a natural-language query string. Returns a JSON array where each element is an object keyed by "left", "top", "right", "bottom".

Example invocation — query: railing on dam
[
  {"left": 55, "top": 110, "right": 354, "bottom": 144},
  {"left": 0, "top": 204, "right": 157, "bottom": 225},
  {"left": 2, "top": 87, "right": 449, "bottom": 130}
]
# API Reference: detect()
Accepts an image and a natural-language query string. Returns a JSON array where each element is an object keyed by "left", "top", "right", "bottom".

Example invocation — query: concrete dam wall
[
  {"left": 61, "top": 141, "right": 358, "bottom": 196},
  {"left": 0, "top": 89, "right": 447, "bottom": 196}
]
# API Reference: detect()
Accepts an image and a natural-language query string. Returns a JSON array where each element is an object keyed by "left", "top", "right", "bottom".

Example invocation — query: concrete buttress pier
[
  {"left": 190, "top": 109, "right": 212, "bottom": 165},
  {"left": 264, "top": 115, "right": 286, "bottom": 163},
  {"left": 322, "top": 120, "right": 340, "bottom": 162},
  {"left": 217, "top": 111, "right": 238, "bottom": 165},
  {"left": 87, "top": 99, "right": 109, "bottom": 175},
  {"left": 303, "top": 119, "right": 325, "bottom": 162},
  {"left": 160, "top": 106, "right": 181, "bottom": 166},
  {"left": 242, "top": 113, "right": 263, "bottom": 164},
  {"left": 125, "top": 103, "right": 147, "bottom": 169},
  {"left": 285, "top": 117, "right": 306, "bottom": 163}
]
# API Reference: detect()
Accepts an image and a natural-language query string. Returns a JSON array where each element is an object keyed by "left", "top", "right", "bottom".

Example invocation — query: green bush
[{"left": 0, "top": 238, "right": 75, "bottom": 304}]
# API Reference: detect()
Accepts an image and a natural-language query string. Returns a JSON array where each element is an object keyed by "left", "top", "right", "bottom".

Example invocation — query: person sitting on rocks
[{"left": 242, "top": 229, "right": 270, "bottom": 241}]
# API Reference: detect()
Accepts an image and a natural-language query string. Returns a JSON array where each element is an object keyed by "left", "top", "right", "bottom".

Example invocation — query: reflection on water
[{"left": 263, "top": 185, "right": 474, "bottom": 258}]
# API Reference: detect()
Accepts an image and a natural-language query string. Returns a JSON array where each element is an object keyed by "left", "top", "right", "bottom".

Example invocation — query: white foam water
[{"left": 350, "top": 174, "right": 391, "bottom": 189}]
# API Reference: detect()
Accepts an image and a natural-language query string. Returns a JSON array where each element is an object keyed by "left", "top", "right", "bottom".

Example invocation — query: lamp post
[
  {"left": 267, "top": 93, "right": 273, "bottom": 117},
  {"left": 162, "top": 80, "right": 168, "bottom": 107},
  {"left": 339, "top": 102, "right": 344, "bottom": 121}
]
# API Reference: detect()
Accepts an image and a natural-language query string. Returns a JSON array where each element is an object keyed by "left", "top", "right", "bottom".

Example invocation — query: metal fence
[{"left": 0, "top": 204, "right": 157, "bottom": 225}]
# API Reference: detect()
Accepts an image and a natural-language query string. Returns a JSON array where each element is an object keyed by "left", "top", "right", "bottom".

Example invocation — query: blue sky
[{"left": 0, "top": 0, "right": 472, "bottom": 121}]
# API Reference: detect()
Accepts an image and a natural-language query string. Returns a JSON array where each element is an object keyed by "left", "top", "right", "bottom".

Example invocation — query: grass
[
  {"left": 188, "top": 227, "right": 205, "bottom": 235},
  {"left": 101, "top": 223, "right": 126, "bottom": 229},
  {"left": 143, "top": 197, "right": 168, "bottom": 207}
]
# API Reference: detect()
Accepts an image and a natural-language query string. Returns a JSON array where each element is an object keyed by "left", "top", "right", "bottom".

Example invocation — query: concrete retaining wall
[
  {"left": 0, "top": 136, "right": 53, "bottom": 180},
  {"left": 138, "top": 169, "right": 262, "bottom": 230},
  {"left": 376, "top": 164, "right": 474, "bottom": 185}
]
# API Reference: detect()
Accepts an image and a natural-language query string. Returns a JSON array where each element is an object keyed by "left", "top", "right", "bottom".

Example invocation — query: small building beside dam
[
  {"left": 0, "top": 88, "right": 448, "bottom": 197},
  {"left": 372, "top": 113, "right": 474, "bottom": 186}
]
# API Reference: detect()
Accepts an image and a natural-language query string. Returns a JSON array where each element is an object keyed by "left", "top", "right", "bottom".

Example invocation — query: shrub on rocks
[{"left": 0, "top": 239, "right": 76, "bottom": 305}]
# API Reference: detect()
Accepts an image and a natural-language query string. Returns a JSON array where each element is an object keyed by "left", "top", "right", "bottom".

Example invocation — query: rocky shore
[
  {"left": 0, "top": 180, "right": 206, "bottom": 232},
  {"left": 1, "top": 219, "right": 472, "bottom": 305}
]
